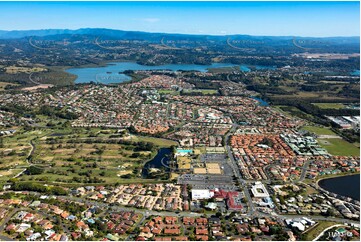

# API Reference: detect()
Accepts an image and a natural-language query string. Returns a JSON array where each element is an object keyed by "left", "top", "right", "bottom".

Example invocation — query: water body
[
  {"left": 67, "top": 62, "right": 274, "bottom": 84},
  {"left": 318, "top": 174, "right": 360, "bottom": 201},
  {"left": 142, "top": 148, "right": 172, "bottom": 178},
  {"left": 350, "top": 70, "right": 360, "bottom": 76},
  {"left": 251, "top": 96, "right": 269, "bottom": 106},
  {"left": 254, "top": 65, "right": 277, "bottom": 71}
]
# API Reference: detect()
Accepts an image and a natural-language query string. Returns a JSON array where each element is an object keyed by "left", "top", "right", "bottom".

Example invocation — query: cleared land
[
  {"left": 317, "top": 138, "right": 360, "bottom": 156},
  {"left": 158, "top": 89, "right": 180, "bottom": 95},
  {"left": 207, "top": 66, "right": 239, "bottom": 73},
  {"left": 182, "top": 89, "right": 218, "bottom": 95},
  {"left": 302, "top": 125, "right": 337, "bottom": 136},
  {"left": 0, "top": 81, "right": 17, "bottom": 91},
  {"left": 312, "top": 103, "right": 346, "bottom": 109},
  {"left": 303, "top": 221, "right": 340, "bottom": 241}
]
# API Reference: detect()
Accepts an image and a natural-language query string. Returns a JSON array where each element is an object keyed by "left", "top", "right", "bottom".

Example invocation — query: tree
[{"left": 27, "top": 166, "right": 44, "bottom": 175}]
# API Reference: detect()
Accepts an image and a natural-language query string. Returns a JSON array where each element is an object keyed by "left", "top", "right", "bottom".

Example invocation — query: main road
[
  {"left": 222, "top": 124, "right": 360, "bottom": 226},
  {"left": 224, "top": 123, "right": 257, "bottom": 216}
]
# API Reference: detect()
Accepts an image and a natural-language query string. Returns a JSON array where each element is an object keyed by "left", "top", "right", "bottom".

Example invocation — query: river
[{"left": 318, "top": 174, "right": 360, "bottom": 201}]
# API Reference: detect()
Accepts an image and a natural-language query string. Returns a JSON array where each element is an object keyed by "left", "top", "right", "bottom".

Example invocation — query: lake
[
  {"left": 318, "top": 174, "right": 360, "bottom": 201},
  {"left": 66, "top": 62, "right": 275, "bottom": 84},
  {"left": 142, "top": 148, "right": 172, "bottom": 178}
]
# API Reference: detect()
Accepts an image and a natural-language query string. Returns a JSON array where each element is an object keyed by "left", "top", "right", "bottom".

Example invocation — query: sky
[{"left": 0, "top": 1, "right": 359, "bottom": 37}]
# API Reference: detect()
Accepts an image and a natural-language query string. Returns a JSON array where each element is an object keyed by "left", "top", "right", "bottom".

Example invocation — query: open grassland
[
  {"left": 271, "top": 92, "right": 357, "bottom": 101},
  {"left": 303, "top": 221, "right": 340, "bottom": 241},
  {"left": 317, "top": 138, "right": 360, "bottom": 156},
  {"left": 302, "top": 125, "right": 337, "bottom": 136},
  {"left": 129, "top": 135, "right": 178, "bottom": 147},
  {"left": 276, "top": 105, "right": 315, "bottom": 120},
  {"left": 0, "top": 124, "right": 176, "bottom": 185},
  {"left": 158, "top": 89, "right": 180, "bottom": 95},
  {"left": 183, "top": 89, "right": 218, "bottom": 95},
  {"left": 0, "top": 132, "right": 31, "bottom": 170},
  {"left": 207, "top": 66, "right": 239, "bottom": 73},
  {"left": 0, "top": 81, "right": 18, "bottom": 91},
  {"left": 312, "top": 103, "right": 346, "bottom": 109}
]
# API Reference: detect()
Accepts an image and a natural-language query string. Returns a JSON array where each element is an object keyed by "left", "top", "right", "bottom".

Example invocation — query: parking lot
[{"left": 177, "top": 174, "right": 235, "bottom": 187}]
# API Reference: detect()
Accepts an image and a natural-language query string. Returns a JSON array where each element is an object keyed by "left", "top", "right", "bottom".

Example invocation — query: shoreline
[
  {"left": 316, "top": 172, "right": 360, "bottom": 184},
  {"left": 316, "top": 172, "right": 360, "bottom": 200},
  {"left": 64, "top": 61, "right": 258, "bottom": 85}
]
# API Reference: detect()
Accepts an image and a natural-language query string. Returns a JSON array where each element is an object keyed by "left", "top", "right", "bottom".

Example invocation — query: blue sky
[{"left": 0, "top": 1, "right": 359, "bottom": 37}]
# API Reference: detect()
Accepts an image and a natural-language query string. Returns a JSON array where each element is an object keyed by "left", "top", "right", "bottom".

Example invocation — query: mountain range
[{"left": 0, "top": 28, "right": 359, "bottom": 44}]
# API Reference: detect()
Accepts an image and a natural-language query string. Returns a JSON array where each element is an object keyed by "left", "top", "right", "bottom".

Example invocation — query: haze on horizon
[{"left": 0, "top": 1, "right": 360, "bottom": 37}]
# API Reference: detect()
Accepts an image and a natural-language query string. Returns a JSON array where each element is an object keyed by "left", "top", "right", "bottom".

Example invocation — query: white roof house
[{"left": 191, "top": 189, "right": 215, "bottom": 200}]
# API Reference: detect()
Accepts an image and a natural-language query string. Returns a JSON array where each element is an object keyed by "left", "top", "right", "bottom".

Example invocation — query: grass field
[
  {"left": 0, "top": 131, "right": 32, "bottom": 170},
  {"left": 182, "top": 89, "right": 218, "bottom": 95},
  {"left": 271, "top": 93, "right": 356, "bottom": 101},
  {"left": 158, "top": 89, "right": 180, "bottom": 95},
  {"left": 0, "top": 81, "right": 17, "bottom": 90},
  {"left": 276, "top": 106, "right": 314, "bottom": 120},
  {"left": 207, "top": 66, "right": 239, "bottom": 73},
  {"left": 1, "top": 124, "right": 177, "bottom": 185},
  {"left": 301, "top": 185, "right": 318, "bottom": 196},
  {"left": 317, "top": 138, "right": 360, "bottom": 156},
  {"left": 303, "top": 221, "right": 340, "bottom": 241},
  {"left": 313, "top": 103, "right": 345, "bottom": 109},
  {"left": 130, "top": 135, "right": 178, "bottom": 147},
  {"left": 302, "top": 125, "right": 337, "bottom": 135},
  {"left": 29, "top": 66, "right": 76, "bottom": 86}
]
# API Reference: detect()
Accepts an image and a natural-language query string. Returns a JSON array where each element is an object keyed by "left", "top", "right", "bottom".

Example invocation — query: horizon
[
  {"left": 0, "top": 27, "right": 360, "bottom": 38},
  {"left": 0, "top": 1, "right": 359, "bottom": 37}
]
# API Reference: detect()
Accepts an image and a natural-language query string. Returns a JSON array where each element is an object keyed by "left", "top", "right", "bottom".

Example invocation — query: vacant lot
[
  {"left": 158, "top": 89, "right": 180, "bottom": 95},
  {"left": 183, "top": 89, "right": 218, "bottom": 95},
  {"left": 0, "top": 81, "right": 17, "bottom": 90},
  {"left": 317, "top": 138, "right": 360, "bottom": 156},
  {"left": 303, "top": 221, "right": 340, "bottom": 241},
  {"left": 302, "top": 125, "right": 337, "bottom": 136},
  {"left": 313, "top": 103, "right": 345, "bottom": 109}
]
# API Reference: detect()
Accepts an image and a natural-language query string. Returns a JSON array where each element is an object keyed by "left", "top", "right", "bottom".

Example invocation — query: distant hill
[{"left": 0, "top": 28, "right": 359, "bottom": 45}]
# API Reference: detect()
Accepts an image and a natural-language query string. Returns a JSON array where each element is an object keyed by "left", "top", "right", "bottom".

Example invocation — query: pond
[
  {"left": 141, "top": 148, "right": 173, "bottom": 178},
  {"left": 318, "top": 174, "right": 360, "bottom": 201},
  {"left": 251, "top": 96, "right": 269, "bottom": 106}
]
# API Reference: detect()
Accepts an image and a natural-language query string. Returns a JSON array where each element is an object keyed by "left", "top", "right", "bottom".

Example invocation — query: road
[
  {"left": 28, "top": 72, "right": 41, "bottom": 85},
  {"left": 224, "top": 123, "right": 256, "bottom": 216},
  {"left": 0, "top": 208, "right": 19, "bottom": 241},
  {"left": 297, "top": 160, "right": 311, "bottom": 182},
  {"left": 11, "top": 139, "right": 35, "bottom": 179},
  {"left": 222, "top": 124, "right": 360, "bottom": 225},
  {"left": 58, "top": 195, "right": 203, "bottom": 218},
  {"left": 0, "top": 235, "right": 14, "bottom": 241}
]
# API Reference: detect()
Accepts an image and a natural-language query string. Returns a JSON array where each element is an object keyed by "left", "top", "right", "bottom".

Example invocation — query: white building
[
  {"left": 251, "top": 182, "right": 270, "bottom": 198},
  {"left": 191, "top": 189, "right": 214, "bottom": 200}
]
